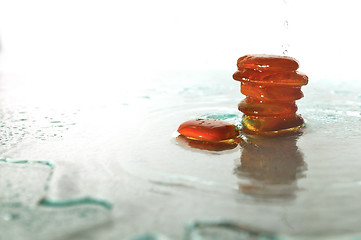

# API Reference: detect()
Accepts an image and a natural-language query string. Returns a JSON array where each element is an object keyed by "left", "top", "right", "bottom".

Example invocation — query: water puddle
[
  {"left": 120, "top": 74, "right": 361, "bottom": 239},
  {"left": 1, "top": 71, "right": 361, "bottom": 239},
  {"left": 0, "top": 158, "right": 112, "bottom": 240}
]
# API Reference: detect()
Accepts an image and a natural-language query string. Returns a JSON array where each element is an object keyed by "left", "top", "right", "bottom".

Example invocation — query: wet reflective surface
[{"left": 1, "top": 71, "right": 361, "bottom": 240}]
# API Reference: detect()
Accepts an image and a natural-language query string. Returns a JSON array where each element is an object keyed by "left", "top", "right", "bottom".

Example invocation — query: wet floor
[{"left": 1, "top": 70, "right": 361, "bottom": 240}]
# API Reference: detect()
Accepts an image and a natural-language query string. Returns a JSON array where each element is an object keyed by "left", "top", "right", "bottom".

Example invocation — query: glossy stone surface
[
  {"left": 234, "top": 54, "right": 308, "bottom": 136},
  {"left": 240, "top": 82, "right": 304, "bottom": 102},
  {"left": 233, "top": 69, "right": 308, "bottom": 86},
  {"left": 238, "top": 97, "right": 298, "bottom": 116},
  {"left": 176, "top": 135, "right": 238, "bottom": 151},
  {"left": 177, "top": 118, "right": 240, "bottom": 142},
  {"left": 241, "top": 113, "right": 305, "bottom": 134},
  {"left": 236, "top": 54, "right": 299, "bottom": 72}
]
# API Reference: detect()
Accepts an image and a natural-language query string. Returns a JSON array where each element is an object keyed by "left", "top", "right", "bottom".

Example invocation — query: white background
[{"left": 0, "top": 0, "right": 361, "bottom": 85}]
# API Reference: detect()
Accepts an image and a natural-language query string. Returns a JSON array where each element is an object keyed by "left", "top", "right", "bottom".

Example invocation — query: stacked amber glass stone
[{"left": 233, "top": 54, "right": 308, "bottom": 136}]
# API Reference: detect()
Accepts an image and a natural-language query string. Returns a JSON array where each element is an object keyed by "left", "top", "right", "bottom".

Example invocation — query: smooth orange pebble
[
  {"left": 238, "top": 97, "right": 298, "bottom": 116},
  {"left": 176, "top": 135, "right": 238, "bottom": 151},
  {"left": 240, "top": 82, "right": 304, "bottom": 102},
  {"left": 237, "top": 54, "right": 299, "bottom": 72},
  {"left": 177, "top": 118, "right": 240, "bottom": 142},
  {"left": 233, "top": 69, "right": 308, "bottom": 86}
]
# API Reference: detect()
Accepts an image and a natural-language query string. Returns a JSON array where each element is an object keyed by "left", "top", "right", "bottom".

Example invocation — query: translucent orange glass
[
  {"left": 237, "top": 54, "right": 299, "bottom": 72},
  {"left": 233, "top": 54, "right": 308, "bottom": 136},
  {"left": 233, "top": 69, "right": 308, "bottom": 86},
  {"left": 238, "top": 97, "right": 297, "bottom": 116},
  {"left": 240, "top": 82, "right": 304, "bottom": 102},
  {"left": 242, "top": 114, "right": 304, "bottom": 132},
  {"left": 177, "top": 118, "right": 240, "bottom": 142},
  {"left": 176, "top": 135, "right": 238, "bottom": 151}
]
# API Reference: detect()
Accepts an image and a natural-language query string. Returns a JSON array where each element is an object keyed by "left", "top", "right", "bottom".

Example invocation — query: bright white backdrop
[{"left": 0, "top": 0, "right": 360, "bottom": 84}]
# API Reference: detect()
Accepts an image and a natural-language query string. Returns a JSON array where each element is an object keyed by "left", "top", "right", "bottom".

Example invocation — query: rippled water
[{"left": 1, "top": 71, "right": 361, "bottom": 240}]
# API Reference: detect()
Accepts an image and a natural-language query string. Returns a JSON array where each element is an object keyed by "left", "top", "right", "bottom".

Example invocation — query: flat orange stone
[
  {"left": 233, "top": 69, "right": 308, "bottom": 86},
  {"left": 242, "top": 114, "right": 304, "bottom": 133},
  {"left": 237, "top": 54, "right": 299, "bottom": 71},
  {"left": 238, "top": 97, "right": 298, "bottom": 116},
  {"left": 177, "top": 118, "right": 240, "bottom": 142},
  {"left": 176, "top": 135, "right": 238, "bottom": 151},
  {"left": 240, "top": 82, "right": 304, "bottom": 102}
]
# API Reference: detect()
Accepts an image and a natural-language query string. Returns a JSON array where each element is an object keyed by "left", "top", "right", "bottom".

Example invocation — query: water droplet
[
  {"left": 281, "top": 44, "right": 290, "bottom": 56},
  {"left": 2, "top": 213, "right": 20, "bottom": 221},
  {"left": 284, "top": 20, "right": 289, "bottom": 29}
]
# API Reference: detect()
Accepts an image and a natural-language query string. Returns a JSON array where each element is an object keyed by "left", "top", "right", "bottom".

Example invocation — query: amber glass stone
[
  {"left": 177, "top": 118, "right": 240, "bottom": 142},
  {"left": 241, "top": 114, "right": 304, "bottom": 133},
  {"left": 176, "top": 135, "right": 238, "bottom": 151},
  {"left": 233, "top": 69, "right": 308, "bottom": 86},
  {"left": 240, "top": 82, "right": 304, "bottom": 102},
  {"left": 238, "top": 97, "right": 297, "bottom": 116},
  {"left": 241, "top": 124, "right": 304, "bottom": 136},
  {"left": 237, "top": 54, "right": 299, "bottom": 71},
  {"left": 233, "top": 54, "right": 308, "bottom": 136}
]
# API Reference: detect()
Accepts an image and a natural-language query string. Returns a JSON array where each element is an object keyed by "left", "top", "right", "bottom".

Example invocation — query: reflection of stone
[
  {"left": 176, "top": 135, "right": 238, "bottom": 151},
  {"left": 234, "top": 135, "right": 306, "bottom": 199}
]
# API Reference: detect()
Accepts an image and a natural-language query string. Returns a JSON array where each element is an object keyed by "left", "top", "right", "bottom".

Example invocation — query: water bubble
[
  {"left": 284, "top": 20, "right": 289, "bottom": 29},
  {"left": 281, "top": 44, "right": 290, "bottom": 55},
  {"left": 2, "top": 212, "right": 20, "bottom": 221}
]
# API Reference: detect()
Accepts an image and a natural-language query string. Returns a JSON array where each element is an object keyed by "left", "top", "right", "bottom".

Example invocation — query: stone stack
[{"left": 233, "top": 54, "right": 308, "bottom": 136}]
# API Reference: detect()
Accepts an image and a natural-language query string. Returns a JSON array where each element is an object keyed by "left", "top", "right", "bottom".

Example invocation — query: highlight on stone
[
  {"left": 176, "top": 135, "right": 238, "bottom": 151},
  {"left": 233, "top": 54, "right": 308, "bottom": 136},
  {"left": 177, "top": 118, "right": 240, "bottom": 150}
]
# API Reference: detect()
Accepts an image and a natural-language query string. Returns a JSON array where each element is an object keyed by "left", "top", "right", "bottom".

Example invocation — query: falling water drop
[
  {"left": 282, "top": 20, "right": 289, "bottom": 55},
  {"left": 282, "top": 44, "right": 290, "bottom": 55},
  {"left": 282, "top": 0, "right": 290, "bottom": 55},
  {"left": 282, "top": 43, "right": 290, "bottom": 56},
  {"left": 284, "top": 20, "right": 289, "bottom": 29}
]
